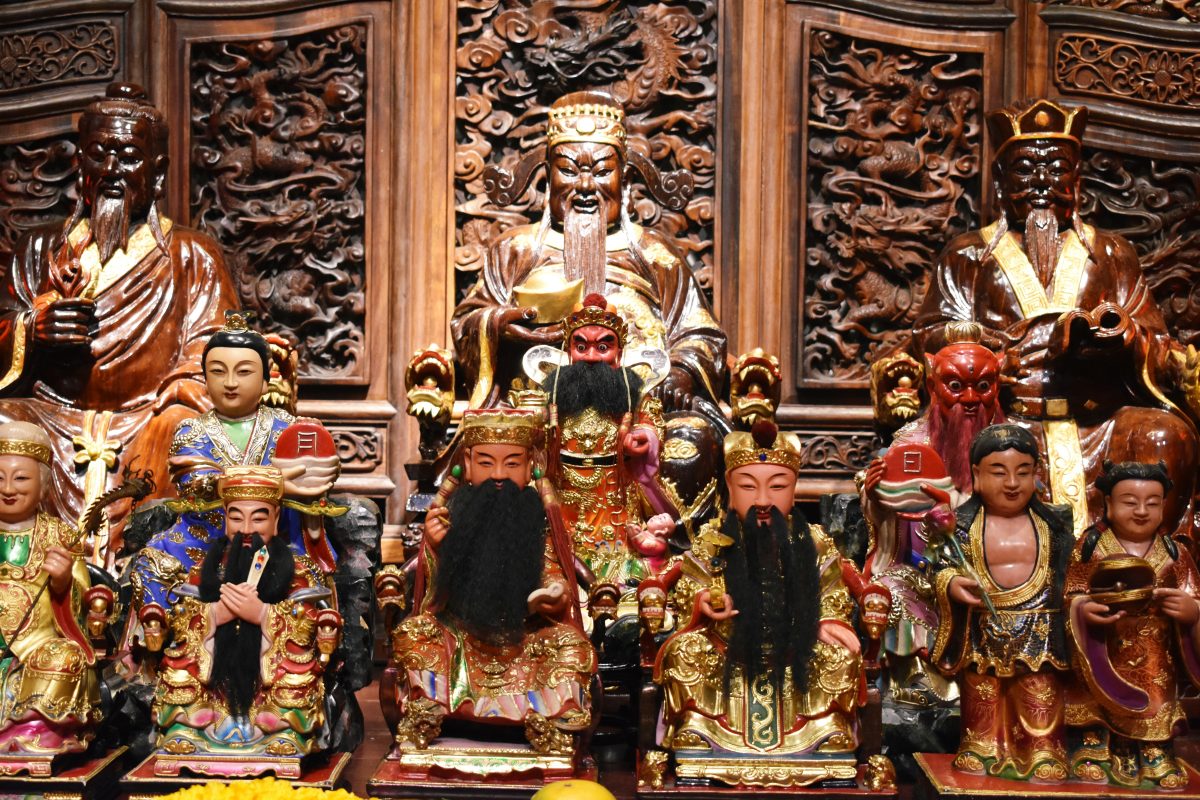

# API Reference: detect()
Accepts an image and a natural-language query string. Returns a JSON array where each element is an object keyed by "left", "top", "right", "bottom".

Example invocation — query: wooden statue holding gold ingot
[
  {"left": 147, "top": 465, "right": 342, "bottom": 779},
  {"left": 637, "top": 421, "right": 881, "bottom": 791},
  {"left": 371, "top": 408, "right": 597, "bottom": 794}
]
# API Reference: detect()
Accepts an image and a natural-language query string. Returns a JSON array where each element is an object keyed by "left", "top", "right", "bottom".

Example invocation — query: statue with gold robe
[
  {"left": 150, "top": 466, "right": 341, "bottom": 778},
  {"left": 642, "top": 422, "right": 865, "bottom": 788},
  {"left": 0, "top": 422, "right": 104, "bottom": 771}
]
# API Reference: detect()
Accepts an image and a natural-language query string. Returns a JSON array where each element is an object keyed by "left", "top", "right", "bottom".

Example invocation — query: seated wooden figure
[
  {"left": 926, "top": 424, "right": 1073, "bottom": 782},
  {"left": 382, "top": 407, "right": 598, "bottom": 783},
  {"left": 639, "top": 421, "right": 866, "bottom": 789},
  {"left": 0, "top": 421, "right": 111, "bottom": 775},
  {"left": 127, "top": 312, "right": 339, "bottom": 657},
  {"left": 150, "top": 465, "right": 341, "bottom": 778},
  {"left": 1066, "top": 461, "right": 1200, "bottom": 789}
]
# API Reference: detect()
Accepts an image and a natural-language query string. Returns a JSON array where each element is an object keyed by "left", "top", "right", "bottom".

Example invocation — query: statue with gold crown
[
  {"left": 443, "top": 90, "right": 728, "bottom": 528},
  {"left": 913, "top": 98, "right": 1199, "bottom": 540},
  {"left": 0, "top": 83, "right": 238, "bottom": 562},
  {"left": 531, "top": 293, "right": 680, "bottom": 593},
  {"left": 125, "top": 312, "right": 340, "bottom": 660},
  {"left": 637, "top": 421, "right": 870, "bottom": 790},
  {"left": 373, "top": 407, "right": 597, "bottom": 788},
  {"left": 149, "top": 465, "right": 342, "bottom": 778}
]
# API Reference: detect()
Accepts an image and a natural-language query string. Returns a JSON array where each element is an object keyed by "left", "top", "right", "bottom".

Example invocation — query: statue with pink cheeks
[
  {"left": 1064, "top": 461, "right": 1200, "bottom": 789},
  {"left": 642, "top": 422, "right": 865, "bottom": 784}
]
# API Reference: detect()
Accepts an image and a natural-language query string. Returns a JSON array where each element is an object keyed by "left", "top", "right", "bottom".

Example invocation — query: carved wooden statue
[
  {"left": 914, "top": 98, "right": 1199, "bottom": 540},
  {"left": 0, "top": 82, "right": 238, "bottom": 562}
]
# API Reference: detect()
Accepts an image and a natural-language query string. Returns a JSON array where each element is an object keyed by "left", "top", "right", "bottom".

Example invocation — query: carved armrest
[{"left": 637, "top": 583, "right": 668, "bottom": 668}]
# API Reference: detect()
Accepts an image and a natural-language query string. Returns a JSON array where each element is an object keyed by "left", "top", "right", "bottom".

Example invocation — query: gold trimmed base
[
  {"left": 673, "top": 755, "right": 858, "bottom": 788},
  {"left": 394, "top": 741, "right": 575, "bottom": 778}
]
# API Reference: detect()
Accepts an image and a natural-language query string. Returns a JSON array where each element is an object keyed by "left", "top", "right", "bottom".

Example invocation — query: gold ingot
[{"left": 513, "top": 272, "right": 584, "bottom": 324}]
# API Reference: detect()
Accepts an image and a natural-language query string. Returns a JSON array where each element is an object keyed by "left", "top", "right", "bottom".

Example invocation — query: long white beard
[{"left": 1024, "top": 208, "right": 1061, "bottom": 287}]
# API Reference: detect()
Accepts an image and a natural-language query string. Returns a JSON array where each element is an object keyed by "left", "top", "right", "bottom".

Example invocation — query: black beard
[
  {"left": 198, "top": 533, "right": 295, "bottom": 717},
  {"left": 438, "top": 480, "right": 548, "bottom": 644},
  {"left": 542, "top": 361, "right": 642, "bottom": 419},
  {"left": 722, "top": 507, "right": 820, "bottom": 693},
  {"left": 90, "top": 189, "right": 132, "bottom": 265}
]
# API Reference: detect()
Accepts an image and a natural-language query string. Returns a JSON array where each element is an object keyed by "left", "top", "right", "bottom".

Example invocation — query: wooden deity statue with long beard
[
  {"left": 914, "top": 99, "right": 1199, "bottom": 541},
  {"left": 0, "top": 83, "right": 237, "bottom": 558}
]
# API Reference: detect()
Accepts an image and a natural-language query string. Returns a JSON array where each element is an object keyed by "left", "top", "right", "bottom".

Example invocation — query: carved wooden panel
[
  {"left": 0, "top": 22, "right": 118, "bottom": 95},
  {"left": 800, "top": 26, "right": 985, "bottom": 386},
  {"left": 1056, "top": 35, "right": 1200, "bottom": 111},
  {"left": 329, "top": 424, "right": 384, "bottom": 473},
  {"left": 454, "top": 0, "right": 718, "bottom": 299},
  {"left": 0, "top": 132, "right": 77, "bottom": 262},
  {"left": 796, "top": 429, "right": 879, "bottom": 475},
  {"left": 1080, "top": 147, "right": 1200, "bottom": 344},
  {"left": 188, "top": 23, "right": 368, "bottom": 382},
  {"left": 1043, "top": 0, "right": 1200, "bottom": 22}
]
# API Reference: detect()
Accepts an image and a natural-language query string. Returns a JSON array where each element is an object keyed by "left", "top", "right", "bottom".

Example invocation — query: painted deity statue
[
  {"left": 927, "top": 424, "right": 1073, "bottom": 782},
  {"left": 641, "top": 421, "right": 864, "bottom": 789},
  {"left": 151, "top": 466, "right": 341, "bottom": 778},
  {"left": 127, "top": 314, "right": 338, "bottom": 655},
  {"left": 540, "top": 294, "right": 675, "bottom": 588},
  {"left": 0, "top": 83, "right": 237, "bottom": 557},
  {"left": 1065, "top": 461, "right": 1200, "bottom": 789},
  {"left": 914, "top": 99, "right": 1198, "bottom": 539},
  {"left": 860, "top": 322, "right": 1004, "bottom": 703},
  {"left": 387, "top": 408, "right": 596, "bottom": 780},
  {"left": 0, "top": 422, "right": 105, "bottom": 766}
]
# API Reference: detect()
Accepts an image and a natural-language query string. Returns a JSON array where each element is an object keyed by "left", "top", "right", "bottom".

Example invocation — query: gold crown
[
  {"left": 724, "top": 425, "right": 803, "bottom": 474},
  {"left": 988, "top": 99, "right": 1087, "bottom": 159},
  {"left": 221, "top": 310, "right": 258, "bottom": 334},
  {"left": 218, "top": 465, "right": 284, "bottom": 504},
  {"left": 460, "top": 408, "right": 542, "bottom": 448},
  {"left": 547, "top": 92, "right": 627, "bottom": 149},
  {"left": 943, "top": 321, "right": 984, "bottom": 345},
  {"left": 564, "top": 298, "right": 627, "bottom": 347},
  {"left": 0, "top": 439, "right": 51, "bottom": 465}
]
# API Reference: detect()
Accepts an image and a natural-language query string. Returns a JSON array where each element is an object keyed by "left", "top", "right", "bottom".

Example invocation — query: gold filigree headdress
[
  {"left": 988, "top": 99, "right": 1087, "bottom": 159},
  {"left": 724, "top": 421, "right": 803, "bottom": 474},
  {"left": 218, "top": 465, "right": 284, "bottom": 505},
  {"left": 547, "top": 91, "right": 627, "bottom": 149},
  {"left": 943, "top": 320, "right": 984, "bottom": 345},
  {"left": 0, "top": 439, "right": 51, "bottom": 465},
  {"left": 563, "top": 293, "right": 627, "bottom": 347},
  {"left": 460, "top": 408, "right": 542, "bottom": 449}
]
